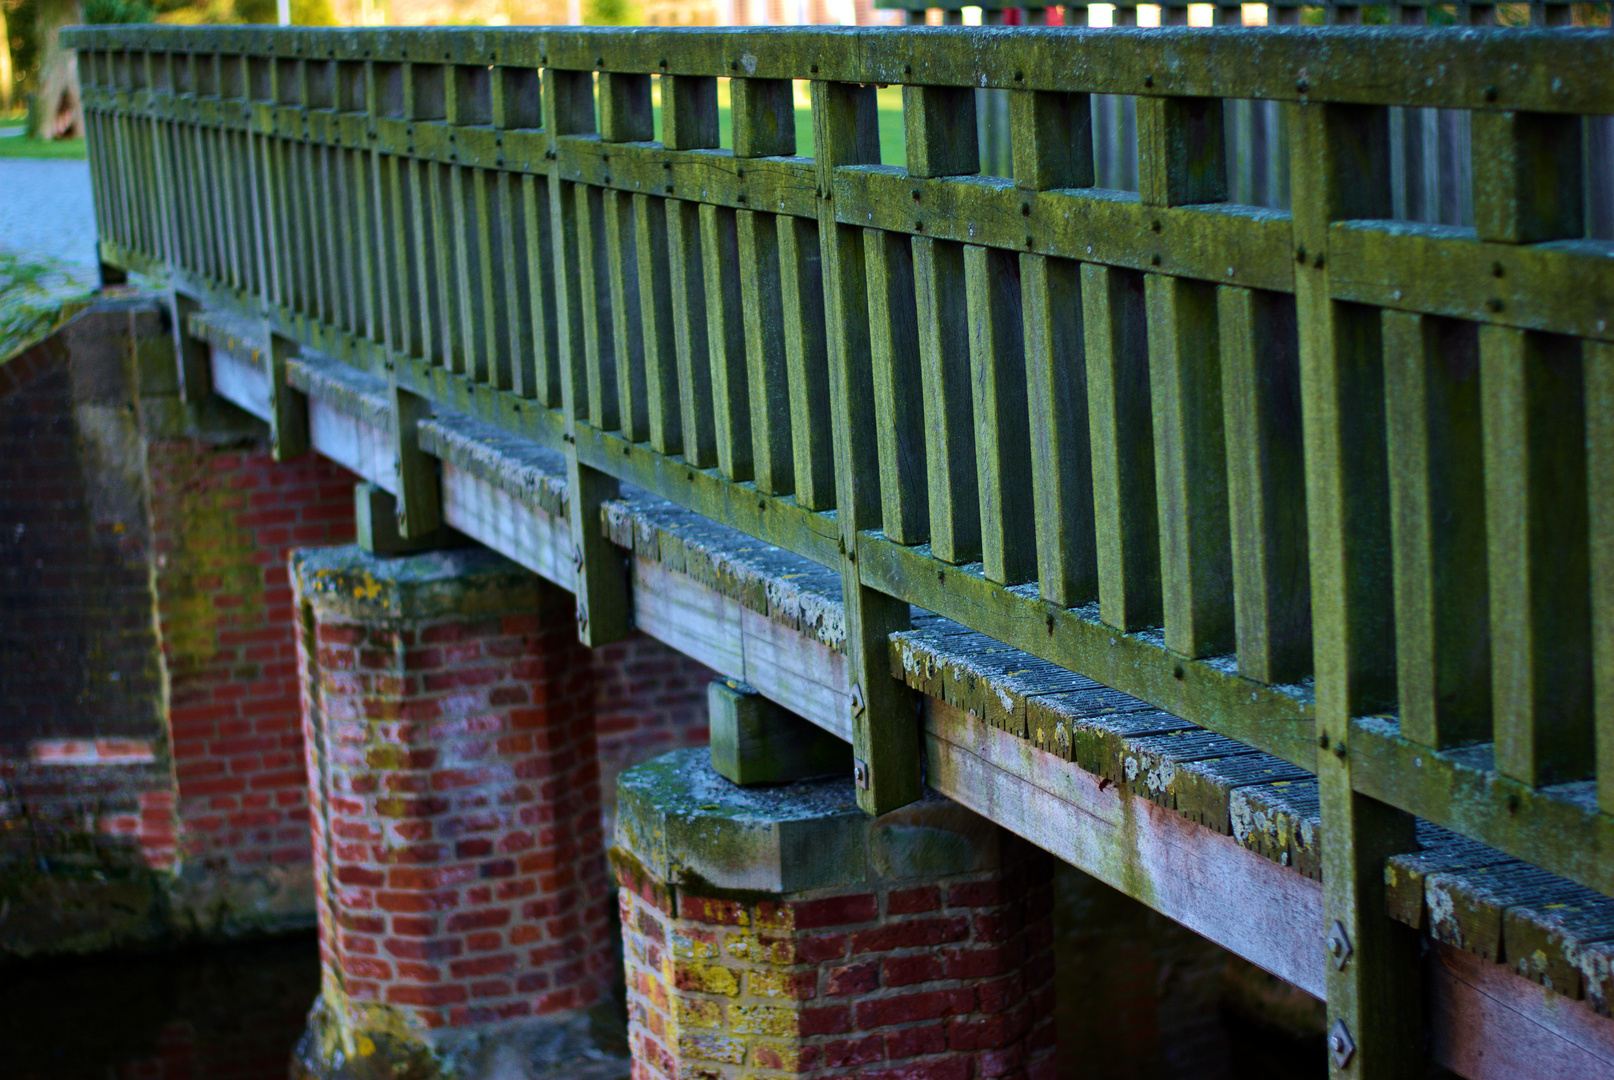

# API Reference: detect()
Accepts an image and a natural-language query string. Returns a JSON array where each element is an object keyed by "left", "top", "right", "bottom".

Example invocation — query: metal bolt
[
  {"left": 850, "top": 682, "right": 867, "bottom": 717},
  {"left": 853, "top": 759, "right": 871, "bottom": 790},
  {"left": 1328, "top": 1020, "right": 1356, "bottom": 1068},
  {"left": 1325, "top": 920, "right": 1353, "bottom": 970}
]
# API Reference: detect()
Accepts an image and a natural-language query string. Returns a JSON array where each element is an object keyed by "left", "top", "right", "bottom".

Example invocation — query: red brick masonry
[{"left": 293, "top": 546, "right": 613, "bottom": 1032}]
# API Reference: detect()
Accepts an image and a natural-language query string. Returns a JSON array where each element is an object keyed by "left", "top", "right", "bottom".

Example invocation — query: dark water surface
[{"left": 2, "top": 934, "right": 319, "bottom": 1080}]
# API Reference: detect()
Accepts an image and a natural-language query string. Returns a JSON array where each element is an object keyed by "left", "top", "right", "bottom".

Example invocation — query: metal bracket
[
  {"left": 850, "top": 682, "right": 867, "bottom": 717},
  {"left": 1328, "top": 1020, "right": 1356, "bottom": 1069},
  {"left": 1326, "top": 920, "right": 1354, "bottom": 970},
  {"left": 853, "top": 758, "right": 871, "bottom": 790}
]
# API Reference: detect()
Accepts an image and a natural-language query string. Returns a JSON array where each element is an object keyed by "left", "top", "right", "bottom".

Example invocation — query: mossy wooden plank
[
  {"left": 1137, "top": 95, "right": 1227, "bottom": 207},
  {"left": 912, "top": 236, "right": 979, "bottom": 565},
  {"left": 599, "top": 71, "right": 654, "bottom": 144},
  {"left": 662, "top": 73, "right": 719, "bottom": 151},
  {"left": 1146, "top": 272, "right": 1232, "bottom": 658},
  {"left": 496, "top": 172, "right": 533, "bottom": 399},
  {"left": 267, "top": 329, "right": 311, "bottom": 461},
  {"left": 554, "top": 137, "right": 818, "bottom": 222},
  {"left": 699, "top": 202, "right": 753, "bottom": 483},
  {"left": 1218, "top": 285, "right": 1310, "bottom": 685},
  {"left": 1471, "top": 109, "right": 1583, "bottom": 245},
  {"left": 834, "top": 167, "right": 1294, "bottom": 295},
  {"left": 903, "top": 84, "right": 978, "bottom": 179},
  {"left": 521, "top": 173, "right": 560, "bottom": 406},
  {"left": 473, "top": 167, "right": 509, "bottom": 390},
  {"left": 388, "top": 382, "right": 440, "bottom": 537},
  {"left": 70, "top": 26, "right": 1614, "bottom": 116},
  {"left": 1480, "top": 324, "right": 1593, "bottom": 788},
  {"left": 865, "top": 227, "right": 928, "bottom": 545},
  {"left": 1081, "top": 262, "right": 1160, "bottom": 632},
  {"left": 1382, "top": 310, "right": 1489, "bottom": 750},
  {"left": 1232, "top": 778, "right": 1321, "bottom": 879},
  {"left": 736, "top": 210, "right": 793, "bottom": 497}
]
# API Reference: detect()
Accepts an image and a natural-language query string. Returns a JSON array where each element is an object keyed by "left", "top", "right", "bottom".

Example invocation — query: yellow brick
[
  {"left": 675, "top": 997, "right": 725, "bottom": 1030},
  {"left": 673, "top": 931, "right": 718, "bottom": 960},
  {"left": 674, "top": 960, "right": 741, "bottom": 997},
  {"left": 749, "top": 1041, "right": 803, "bottom": 1072},
  {"left": 745, "top": 970, "right": 800, "bottom": 999},
  {"left": 732, "top": 1005, "right": 799, "bottom": 1037},
  {"left": 677, "top": 1031, "right": 747, "bottom": 1064}
]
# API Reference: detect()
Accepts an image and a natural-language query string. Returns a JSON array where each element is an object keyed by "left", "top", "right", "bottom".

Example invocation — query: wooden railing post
[
  {"left": 547, "top": 62, "right": 632, "bottom": 647},
  {"left": 1290, "top": 99, "right": 1422, "bottom": 1080},
  {"left": 814, "top": 77, "right": 921, "bottom": 815}
]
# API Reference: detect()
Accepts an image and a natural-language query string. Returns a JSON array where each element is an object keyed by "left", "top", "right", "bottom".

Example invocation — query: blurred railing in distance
[{"left": 67, "top": 19, "right": 1614, "bottom": 1069}]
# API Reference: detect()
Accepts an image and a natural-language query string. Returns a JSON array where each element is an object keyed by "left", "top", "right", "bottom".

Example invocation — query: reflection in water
[{"left": 2, "top": 935, "right": 319, "bottom": 1080}]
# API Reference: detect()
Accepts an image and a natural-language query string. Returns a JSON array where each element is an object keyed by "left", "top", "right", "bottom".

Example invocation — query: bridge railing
[{"left": 65, "top": 20, "right": 1614, "bottom": 1066}]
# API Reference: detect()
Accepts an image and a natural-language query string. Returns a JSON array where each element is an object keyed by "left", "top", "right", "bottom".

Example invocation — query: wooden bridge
[{"left": 63, "top": 18, "right": 1614, "bottom": 1079}]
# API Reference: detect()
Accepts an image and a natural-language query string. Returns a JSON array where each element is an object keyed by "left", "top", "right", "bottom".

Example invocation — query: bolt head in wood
[
  {"left": 1327, "top": 1020, "right": 1355, "bottom": 1068},
  {"left": 850, "top": 682, "right": 866, "bottom": 717},
  {"left": 1326, "top": 920, "right": 1353, "bottom": 969},
  {"left": 853, "top": 758, "right": 870, "bottom": 790}
]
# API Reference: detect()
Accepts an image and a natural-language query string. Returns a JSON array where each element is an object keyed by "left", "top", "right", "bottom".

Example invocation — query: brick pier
[
  {"left": 289, "top": 545, "right": 623, "bottom": 1080},
  {"left": 612, "top": 749, "right": 1057, "bottom": 1080}
]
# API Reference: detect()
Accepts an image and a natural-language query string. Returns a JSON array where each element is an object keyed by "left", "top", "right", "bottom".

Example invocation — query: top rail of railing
[{"left": 64, "top": 25, "right": 1614, "bottom": 938}]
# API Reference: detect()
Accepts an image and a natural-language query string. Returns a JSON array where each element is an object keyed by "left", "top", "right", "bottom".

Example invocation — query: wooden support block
[
  {"left": 731, "top": 78, "right": 796, "bottom": 159},
  {"left": 661, "top": 74, "right": 719, "bottom": 151},
  {"left": 903, "top": 84, "right": 978, "bottom": 178},
  {"left": 708, "top": 679, "right": 852, "bottom": 787},
  {"left": 171, "top": 291, "right": 212, "bottom": 404},
  {"left": 1472, "top": 110, "right": 1583, "bottom": 243},
  {"left": 1138, "top": 95, "right": 1227, "bottom": 207},
  {"left": 599, "top": 71, "right": 654, "bottom": 144},
  {"left": 1010, "top": 89, "right": 1093, "bottom": 192},
  {"left": 355, "top": 482, "right": 463, "bottom": 555},
  {"left": 266, "top": 329, "right": 309, "bottom": 461},
  {"left": 389, "top": 382, "right": 441, "bottom": 539}
]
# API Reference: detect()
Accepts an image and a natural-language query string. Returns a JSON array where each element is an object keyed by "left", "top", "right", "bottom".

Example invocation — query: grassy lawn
[{"left": 0, "top": 131, "right": 89, "bottom": 160}]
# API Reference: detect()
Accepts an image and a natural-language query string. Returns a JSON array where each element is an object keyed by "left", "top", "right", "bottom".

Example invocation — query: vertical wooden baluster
[
  {"left": 1016, "top": 88, "right": 1096, "bottom": 605},
  {"left": 1381, "top": 312, "right": 1489, "bottom": 748},
  {"left": 737, "top": 210, "right": 792, "bottom": 495},
  {"left": 390, "top": 384, "right": 442, "bottom": 538},
  {"left": 497, "top": 172, "right": 531, "bottom": 394},
  {"left": 865, "top": 227, "right": 926, "bottom": 543},
  {"left": 1139, "top": 94, "right": 1233, "bottom": 657},
  {"left": 478, "top": 169, "right": 510, "bottom": 389},
  {"left": 1290, "top": 99, "right": 1421, "bottom": 1080},
  {"left": 1220, "top": 286, "right": 1310, "bottom": 684},
  {"left": 701, "top": 202, "right": 752, "bottom": 483},
  {"left": 965, "top": 243, "right": 1035, "bottom": 586},
  {"left": 524, "top": 173, "right": 560, "bottom": 404},
  {"left": 546, "top": 64, "right": 630, "bottom": 646},
  {"left": 1083, "top": 263, "right": 1159, "bottom": 631},
  {"left": 454, "top": 165, "right": 488, "bottom": 380},
  {"left": 578, "top": 183, "right": 619, "bottom": 429},
  {"left": 669, "top": 199, "right": 717, "bottom": 468},
  {"left": 1480, "top": 327, "right": 1593, "bottom": 787},
  {"left": 634, "top": 193, "right": 682, "bottom": 454},
  {"left": 814, "top": 77, "right": 919, "bottom": 814},
  {"left": 662, "top": 73, "right": 719, "bottom": 152},
  {"left": 732, "top": 76, "right": 797, "bottom": 496},
  {"left": 1471, "top": 99, "right": 1592, "bottom": 788},
  {"left": 1589, "top": 342, "right": 1614, "bottom": 814},
  {"left": 778, "top": 214, "right": 834, "bottom": 510},
  {"left": 606, "top": 191, "right": 647, "bottom": 441},
  {"left": 913, "top": 235, "right": 978, "bottom": 564},
  {"left": 907, "top": 84, "right": 980, "bottom": 561}
]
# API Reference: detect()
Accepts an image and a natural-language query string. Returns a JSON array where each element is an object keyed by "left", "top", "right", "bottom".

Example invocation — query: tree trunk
[{"left": 31, "top": 0, "right": 83, "bottom": 141}]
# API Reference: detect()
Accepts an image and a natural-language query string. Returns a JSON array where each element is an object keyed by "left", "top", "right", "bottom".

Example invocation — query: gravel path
[{"left": 0, "top": 158, "right": 99, "bottom": 283}]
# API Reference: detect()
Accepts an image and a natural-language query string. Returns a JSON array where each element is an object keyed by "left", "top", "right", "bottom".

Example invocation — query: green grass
[{"left": 0, "top": 132, "right": 89, "bottom": 160}]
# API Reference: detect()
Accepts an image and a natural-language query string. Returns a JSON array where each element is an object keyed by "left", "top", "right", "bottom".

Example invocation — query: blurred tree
[{"left": 30, "top": 0, "right": 81, "bottom": 138}]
